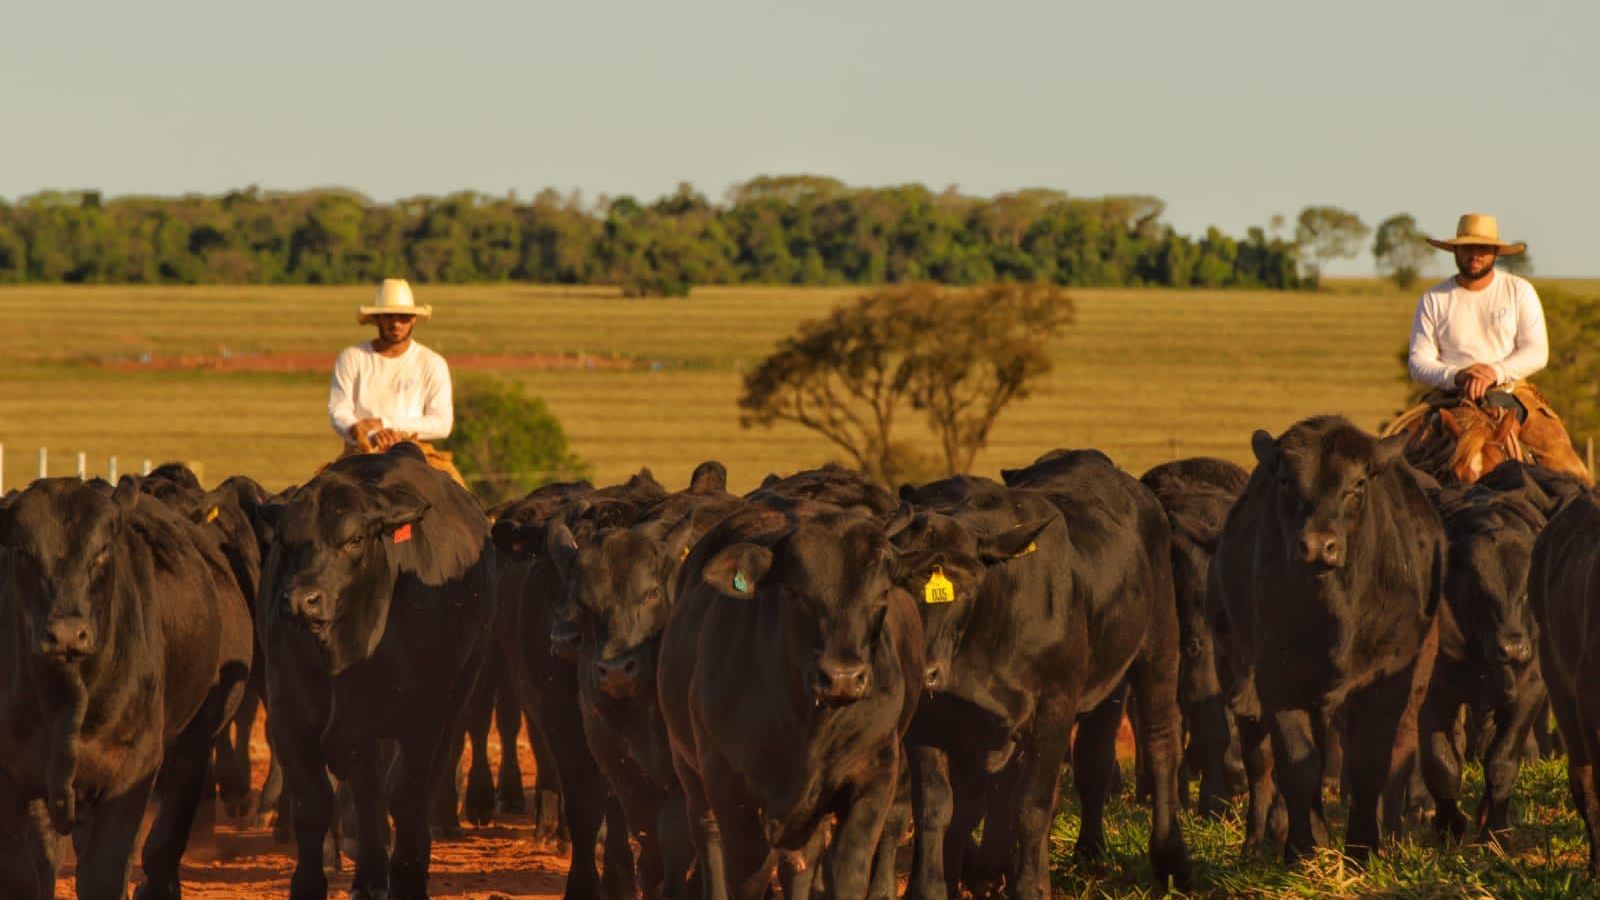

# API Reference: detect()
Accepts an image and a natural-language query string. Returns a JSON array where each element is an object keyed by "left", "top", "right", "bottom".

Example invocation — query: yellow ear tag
[
  {"left": 923, "top": 566, "right": 955, "bottom": 605},
  {"left": 205, "top": 506, "right": 220, "bottom": 524},
  {"left": 1012, "top": 541, "right": 1036, "bottom": 559}
]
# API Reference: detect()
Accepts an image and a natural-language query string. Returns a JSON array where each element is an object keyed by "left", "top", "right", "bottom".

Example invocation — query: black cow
[
  {"left": 1215, "top": 416, "right": 1444, "bottom": 861},
  {"left": 0, "top": 478, "right": 252, "bottom": 900},
  {"left": 259, "top": 444, "right": 496, "bottom": 900},
  {"left": 139, "top": 465, "right": 273, "bottom": 822},
  {"left": 904, "top": 452, "right": 1189, "bottom": 897},
  {"left": 1529, "top": 482, "right": 1600, "bottom": 876},
  {"left": 569, "top": 463, "right": 741, "bottom": 898},
  {"left": 659, "top": 495, "right": 924, "bottom": 900},
  {"left": 748, "top": 463, "right": 899, "bottom": 515},
  {"left": 1141, "top": 457, "right": 1250, "bottom": 817},
  {"left": 1420, "top": 462, "right": 1581, "bottom": 845},
  {"left": 492, "top": 470, "right": 668, "bottom": 900}
]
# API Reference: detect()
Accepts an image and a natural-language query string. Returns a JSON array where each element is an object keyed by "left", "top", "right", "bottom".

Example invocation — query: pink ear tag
[{"left": 392, "top": 524, "right": 413, "bottom": 544}]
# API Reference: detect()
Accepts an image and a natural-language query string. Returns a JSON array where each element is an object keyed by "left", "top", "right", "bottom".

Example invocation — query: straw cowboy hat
[
  {"left": 358, "top": 278, "right": 433, "bottom": 324},
  {"left": 1426, "top": 213, "right": 1526, "bottom": 255}
]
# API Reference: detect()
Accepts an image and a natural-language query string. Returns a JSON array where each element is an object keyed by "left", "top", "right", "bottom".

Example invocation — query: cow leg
[
  {"left": 906, "top": 744, "right": 952, "bottom": 900},
  {"left": 278, "top": 713, "right": 336, "bottom": 900},
  {"left": 671, "top": 752, "right": 726, "bottom": 900},
  {"left": 1266, "top": 706, "right": 1327, "bottom": 860},
  {"left": 1476, "top": 685, "right": 1545, "bottom": 846},
  {"left": 0, "top": 776, "right": 61, "bottom": 900},
  {"left": 704, "top": 755, "right": 771, "bottom": 900},
  {"left": 526, "top": 711, "right": 564, "bottom": 839},
  {"left": 1342, "top": 645, "right": 1433, "bottom": 863},
  {"left": 428, "top": 725, "right": 466, "bottom": 839},
  {"left": 496, "top": 681, "right": 528, "bottom": 813},
  {"left": 390, "top": 729, "right": 452, "bottom": 900},
  {"left": 1234, "top": 711, "right": 1277, "bottom": 852},
  {"left": 658, "top": 792, "right": 697, "bottom": 900},
  {"left": 1419, "top": 678, "right": 1468, "bottom": 843},
  {"left": 1010, "top": 701, "right": 1077, "bottom": 900},
  {"left": 220, "top": 684, "right": 262, "bottom": 820},
  {"left": 1127, "top": 650, "right": 1194, "bottom": 891},
  {"left": 826, "top": 743, "right": 899, "bottom": 899},
  {"left": 1071, "top": 688, "right": 1126, "bottom": 863},
  {"left": 1547, "top": 677, "right": 1600, "bottom": 876},
  {"left": 1190, "top": 690, "right": 1238, "bottom": 818},
  {"left": 967, "top": 760, "right": 1018, "bottom": 894},
  {"left": 868, "top": 762, "right": 911, "bottom": 900},
  {"left": 72, "top": 772, "right": 157, "bottom": 900},
  {"left": 777, "top": 821, "right": 828, "bottom": 900},
  {"left": 461, "top": 655, "right": 499, "bottom": 827}
]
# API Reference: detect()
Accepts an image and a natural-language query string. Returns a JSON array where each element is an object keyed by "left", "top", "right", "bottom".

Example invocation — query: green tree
[
  {"left": 1295, "top": 205, "right": 1370, "bottom": 286},
  {"left": 439, "top": 378, "right": 590, "bottom": 504},
  {"left": 738, "top": 282, "right": 1073, "bottom": 485},
  {"left": 1372, "top": 213, "right": 1429, "bottom": 289},
  {"left": 1498, "top": 251, "right": 1534, "bottom": 277}
]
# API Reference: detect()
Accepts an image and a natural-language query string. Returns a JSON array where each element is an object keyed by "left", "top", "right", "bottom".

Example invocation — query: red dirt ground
[
  {"left": 52, "top": 718, "right": 569, "bottom": 900},
  {"left": 97, "top": 350, "right": 637, "bottom": 373},
  {"left": 49, "top": 714, "right": 1136, "bottom": 898}
]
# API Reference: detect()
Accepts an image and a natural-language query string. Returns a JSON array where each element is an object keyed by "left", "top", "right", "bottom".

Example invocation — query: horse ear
[
  {"left": 1439, "top": 410, "right": 1466, "bottom": 438},
  {"left": 1492, "top": 412, "right": 1520, "bottom": 444}
]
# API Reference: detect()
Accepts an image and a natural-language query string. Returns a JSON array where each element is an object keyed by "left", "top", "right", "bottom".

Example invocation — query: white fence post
[
  {"left": 76, "top": 452, "right": 87, "bottom": 479},
  {"left": 38, "top": 447, "right": 47, "bottom": 479},
  {"left": 107, "top": 455, "right": 118, "bottom": 483}
]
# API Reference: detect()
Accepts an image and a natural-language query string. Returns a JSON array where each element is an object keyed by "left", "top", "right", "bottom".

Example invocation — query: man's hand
[
  {"left": 369, "top": 429, "right": 404, "bottom": 450},
  {"left": 1453, "top": 363, "right": 1498, "bottom": 401}
]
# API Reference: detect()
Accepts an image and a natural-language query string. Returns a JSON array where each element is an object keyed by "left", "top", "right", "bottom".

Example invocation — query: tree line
[{"left": 0, "top": 176, "right": 1306, "bottom": 291}]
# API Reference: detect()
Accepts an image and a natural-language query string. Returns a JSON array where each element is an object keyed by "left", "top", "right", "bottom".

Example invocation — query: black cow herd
[{"left": 7, "top": 416, "right": 1600, "bottom": 899}]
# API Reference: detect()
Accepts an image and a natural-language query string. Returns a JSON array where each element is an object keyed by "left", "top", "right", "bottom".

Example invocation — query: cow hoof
[
  {"left": 133, "top": 880, "right": 181, "bottom": 900},
  {"left": 465, "top": 784, "right": 497, "bottom": 825},
  {"left": 350, "top": 888, "right": 390, "bottom": 900}
]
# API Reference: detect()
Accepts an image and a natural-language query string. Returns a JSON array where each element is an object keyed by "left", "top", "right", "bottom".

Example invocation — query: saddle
[{"left": 1382, "top": 383, "right": 1592, "bottom": 485}]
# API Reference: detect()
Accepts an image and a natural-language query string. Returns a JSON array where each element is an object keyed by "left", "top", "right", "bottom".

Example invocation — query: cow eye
[
  {"left": 642, "top": 585, "right": 663, "bottom": 604},
  {"left": 343, "top": 536, "right": 364, "bottom": 552}
]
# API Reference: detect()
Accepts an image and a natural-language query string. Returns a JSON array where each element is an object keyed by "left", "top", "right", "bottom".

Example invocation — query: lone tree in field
[
  {"left": 1372, "top": 213, "right": 1429, "bottom": 289},
  {"left": 738, "top": 282, "right": 1073, "bottom": 485},
  {"left": 441, "top": 377, "right": 591, "bottom": 503},
  {"left": 1295, "top": 205, "right": 1370, "bottom": 285}
]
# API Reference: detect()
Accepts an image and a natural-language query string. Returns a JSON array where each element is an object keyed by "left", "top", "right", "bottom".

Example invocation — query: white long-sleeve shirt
[
  {"left": 328, "top": 341, "right": 454, "bottom": 441},
  {"left": 1407, "top": 271, "right": 1548, "bottom": 391}
]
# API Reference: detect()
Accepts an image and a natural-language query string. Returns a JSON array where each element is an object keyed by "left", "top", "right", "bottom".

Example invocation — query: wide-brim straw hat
[
  {"left": 1426, "top": 213, "right": 1526, "bottom": 255},
  {"left": 358, "top": 278, "right": 433, "bottom": 324}
]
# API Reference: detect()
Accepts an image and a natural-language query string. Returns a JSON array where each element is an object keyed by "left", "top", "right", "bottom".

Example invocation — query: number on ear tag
[{"left": 924, "top": 566, "right": 955, "bottom": 605}]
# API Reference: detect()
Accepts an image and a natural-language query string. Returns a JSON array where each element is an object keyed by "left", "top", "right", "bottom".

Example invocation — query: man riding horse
[{"left": 1386, "top": 213, "right": 1591, "bottom": 484}]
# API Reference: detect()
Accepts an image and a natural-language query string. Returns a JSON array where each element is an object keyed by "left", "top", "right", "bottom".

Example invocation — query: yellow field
[{"left": 0, "top": 281, "right": 1519, "bottom": 493}]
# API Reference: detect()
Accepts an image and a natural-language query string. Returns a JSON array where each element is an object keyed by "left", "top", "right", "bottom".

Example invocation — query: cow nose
[
  {"left": 812, "top": 661, "right": 871, "bottom": 703},
  {"left": 1498, "top": 636, "right": 1533, "bottom": 665},
  {"left": 595, "top": 655, "right": 642, "bottom": 697},
  {"left": 37, "top": 617, "right": 95, "bottom": 659},
  {"left": 1299, "top": 532, "right": 1343, "bottom": 567},
  {"left": 288, "top": 587, "right": 327, "bottom": 621}
]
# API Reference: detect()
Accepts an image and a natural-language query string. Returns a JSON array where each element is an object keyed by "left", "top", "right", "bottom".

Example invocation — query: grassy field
[{"left": 0, "top": 281, "right": 1457, "bottom": 493}]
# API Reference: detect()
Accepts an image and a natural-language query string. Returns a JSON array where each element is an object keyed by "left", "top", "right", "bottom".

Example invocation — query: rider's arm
[
  {"left": 328, "top": 348, "right": 362, "bottom": 439},
  {"left": 1490, "top": 280, "right": 1548, "bottom": 384},
  {"left": 387, "top": 353, "right": 453, "bottom": 441},
  {"left": 1407, "top": 295, "right": 1458, "bottom": 390}
]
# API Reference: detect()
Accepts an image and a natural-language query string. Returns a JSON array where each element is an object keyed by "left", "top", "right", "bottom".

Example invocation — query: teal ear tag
[{"left": 733, "top": 572, "right": 750, "bottom": 593}]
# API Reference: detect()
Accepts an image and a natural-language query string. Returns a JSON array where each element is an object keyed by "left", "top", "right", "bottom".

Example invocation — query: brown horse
[{"left": 1383, "top": 385, "right": 1590, "bottom": 486}]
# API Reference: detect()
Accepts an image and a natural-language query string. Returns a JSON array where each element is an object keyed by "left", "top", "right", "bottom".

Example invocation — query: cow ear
[
  {"left": 492, "top": 520, "right": 539, "bottom": 559},
  {"left": 660, "top": 516, "right": 698, "bottom": 578},
  {"left": 998, "top": 468, "right": 1020, "bottom": 486},
  {"left": 1373, "top": 432, "right": 1409, "bottom": 470},
  {"left": 376, "top": 485, "right": 430, "bottom": 530},
  {"left": 1250, "top": 430, "right": 1277, "bottom": 467},
  {"left": 545, "top": 521, "right": 579, "bottom": 576},
  {"left": 882, "top": 502, "right": 914, "bottom": 540},
  {"left": 689, "top": 461, "right": 727, "bottom": 494},
  {"left": 702, "top": 543, "right": 772, "bottom": 600},
  {"left": 977, "top": 517, "right": 1056, "bottom": 565},
  {"left": 112, "top": 475, "right": 141, "bottom": 512}
]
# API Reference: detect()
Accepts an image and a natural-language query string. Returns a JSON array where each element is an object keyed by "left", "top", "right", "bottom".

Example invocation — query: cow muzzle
[
  {"left": 287, "top": 586, "right": 333, "bottom": 634},
  {"left": 1297, "top": 530, "right": 1345, "bottom": 569},
  {"left": 549, "top": 619, "right": 581, "bottom": 661},
  {"left": 35, "top": 617, "right": 95, "bottom": 661},
  {"left": 594, "top": 654, "right": 645, "bottom": 698},
  {"left": 923, "top": 661, "right": 947, "bottom": 692},
  {"left": 809, "top": 660, "right": 871, "bottom": 704}
]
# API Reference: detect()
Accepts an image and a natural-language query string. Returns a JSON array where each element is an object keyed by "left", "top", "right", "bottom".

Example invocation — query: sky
[{"left": 4, "top": 0, "right": 1595, "bottom": 276}]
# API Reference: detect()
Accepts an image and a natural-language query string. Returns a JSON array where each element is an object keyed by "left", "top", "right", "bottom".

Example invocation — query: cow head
[
  {"left": 701, "top": 515, "right": 898, "bottom": 706},
  {"left": 0, "top": 479, "right": 134, "bottom": 666},
  {"left": 886, "top": 508, "right": 1052, "bottom": 692},
  {"left": 259, "top": 473, "right": 429, "bottom": 673},
  {"left": 1445, "top": 518, "right": 1538, "bottom": 705},
  {"left": 1252, "top": 421, "right": 1408, "bottom": 572},
  {"left": 571, "top": 517, "right": 696, "bottom": 698}
]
